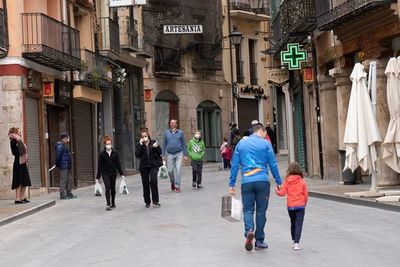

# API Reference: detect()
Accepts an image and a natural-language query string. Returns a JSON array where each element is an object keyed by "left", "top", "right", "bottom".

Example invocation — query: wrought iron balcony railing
[
  {"left": 192, "top": 59, "right": 222, "bottom": 72},
  {"left": 192, "top": 43, "right": 222, "bottom": 72},
  {"left": 280, "top": 0, "right": 316, "bottom": 36},
  {"left": 154, "top": 63, "right": 182, "bottom": 75},
  {"left": 119, "top": 17, "right": 139, "bottom": 52},
  {"left": 236, "top": 60, "right": 245, "bottom": 84},
  {"left": 0, "top": 8, "right": 6, "bottom": 52},
  {"left": 230, "top": 0, "right": 270, "bottom": 16},
  {"left": 74, "top": 49, "right": 113, "bottom": 90},
  {"left": 154, "top": 46, "right": 182, "bottom": 75},
  {"left": 317, "top": 0, "right": 394, "bottom": 31},
  {"left": 98, "top": 17, "right": 120, "bottom": 54},
  {"left": 22, "top": 13, "right": 81, "bottom": 70},
  {"left": 250, "top": 62, "right": 258, "bottom": 85}
]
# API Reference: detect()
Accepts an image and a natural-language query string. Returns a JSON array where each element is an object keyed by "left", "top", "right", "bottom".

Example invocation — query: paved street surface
[{"left": 1, "top": 163, "right": 400, "bottom": 267}]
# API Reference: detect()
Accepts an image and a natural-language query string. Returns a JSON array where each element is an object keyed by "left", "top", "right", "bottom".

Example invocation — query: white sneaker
[
  {"left": 293, "top": 243, "right": 301, "bottom": 250},
  {"left": 291, "top": 242, "right": 296, "bottom": 249}
]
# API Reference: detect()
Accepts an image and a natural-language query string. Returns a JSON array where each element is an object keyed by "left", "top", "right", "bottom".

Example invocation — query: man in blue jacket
[
  {"left": 162, "top": 119, "right": 188, "bottom": 193},
  {"left": 229, "top": 124, "right": 282, "bottom": 251},
  {"left": 56, "top": 134, "right": 76, "bottom": 199}
]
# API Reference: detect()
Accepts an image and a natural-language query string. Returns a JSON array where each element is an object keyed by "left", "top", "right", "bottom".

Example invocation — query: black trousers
[
  {"left": 222, "top": 158, "right": 231, "bottom": 169},
  {"left": 288, "top": 209, "right": 305, "bottom": 243},
  {"left": 103, "top": 173, "right": 116, "bottom": 206},
  {"left": 191, "top": 160, "right": 203, "bottom": 185},
  {"left": 140, "top": 167, "right": 159, "bottom": 205}
]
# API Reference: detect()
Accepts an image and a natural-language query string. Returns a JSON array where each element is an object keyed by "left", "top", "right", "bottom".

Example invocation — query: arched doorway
[
  {"left": 155, "top": 90, "right": 179, "bottom": 146},
  {"left": 197, "top": 100, "right": 222, "bottom": 162}
]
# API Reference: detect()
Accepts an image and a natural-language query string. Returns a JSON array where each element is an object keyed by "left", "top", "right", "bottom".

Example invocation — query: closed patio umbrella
[
  {"left": 343, "top": 63, "right": 381, "bottom": 174},
  {"left": 382, "top": 57, "right": 400, "bottom": 173}
]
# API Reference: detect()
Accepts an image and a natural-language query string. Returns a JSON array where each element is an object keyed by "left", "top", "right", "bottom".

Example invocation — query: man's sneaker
[
  {"left": 106, "top": 206, "right": 112, "bottom": 211},
  {"left": 192, "top": 182, "right": 197, "bottom": 188},
  {"left": 67, "top": 194, "right": 77, "bottom": 199},
  {"left": 197, "top": 184, "right": 203, "bottom": 189},
  {"left": 60, "top": 196, "right": 67, "bottom": 200},
  {"left": 171, "top": 183, "right": 175, "bottom": 191},
  {"left": 111, "top": 204, "right": 116, "bottom": 209},
  {"left": 245, "top": 230, "right": 255, "bottom": 251},
  {"left": 255, "top": 241, "right": 268, "bottom": 250},
  {"left": 175, "top": 188, "right": 181, "bottom": 193},
  {"left": 145, "top": 204, "right": 151, "bottom": 208},
  {"left": 293, "top": 243, "right": 301, "bottom": 250},
  {"left": 153, "top": 203, "right": 161, "bottom": 208}
]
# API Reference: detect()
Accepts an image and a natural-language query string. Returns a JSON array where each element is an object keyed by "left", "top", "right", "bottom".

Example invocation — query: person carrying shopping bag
[
  {"left": 96, "top": 136, "right": 124, "bottom": 211},
  {"left": 135, "top": 129, "right": 162, "bottom": 208},
  {"left": 187, "top": 130, "right": 205, "bottom": 189},
  {"left": 275, "top": 162, "right": 308, "bottom": 250}
]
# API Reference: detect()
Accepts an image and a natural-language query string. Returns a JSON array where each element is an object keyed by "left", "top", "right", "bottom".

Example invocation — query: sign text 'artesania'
[{"left": 163, "top": 25, "right": 203, "bottom": 34}]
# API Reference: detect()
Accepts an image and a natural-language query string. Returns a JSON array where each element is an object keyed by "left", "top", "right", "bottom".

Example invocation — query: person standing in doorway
[
  {"left": 56, "top": 134, "right": 76, "bottom": 200},
  {"left": 229, "top": 125, "right": 282, "bottom": 251},
  {"left": 96, "top": 136, "right": 124, "bottom": 211},
  {"left": 136, "top": 129, "right": 162, "bottom": 208},
  {"left": 9, "top": 127, "right": 31, "bottom": 204},
  {"left": 162, "top": 119, "right": 188, "bottom": 193},
  {"left": 266, "top": 122, "right": 277, "bottom": 154},
  {"left": 187, "top": 130, "right": 205, "bottom": 189}
]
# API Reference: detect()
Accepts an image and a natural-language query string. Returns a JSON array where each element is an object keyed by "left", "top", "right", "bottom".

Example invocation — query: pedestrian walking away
[
  {"left": 229, "top": 124, "right": 282, "bottom": 251},
  {"left": 8, "top": 127, "right": 31, "bottom": 204},
  {"left": 266, "top": 122, "right": 277, "bottom": 153},
  {"left": 162, "top": 119, "right": 188, "bottom": 193},
  {"left": 187, "top": 130, "right": 205, "bottom": 189},
  {"left": 275, "top": 162, "right": 308, "bottom": 250},
  {"left": 136, "top": 129, "right": 162, "bottom": 208},
  {"left": 227, "top": 123, "right": 241, "bottom": 151},
  {"left": 56, "top": 133, "right": 76, "bottom": 200},
  {"left": 96, "top": 136, "right": 124, "bottom": 211},
  {"left": 220, "top": 137, "right": 231, "bottom": 170}
]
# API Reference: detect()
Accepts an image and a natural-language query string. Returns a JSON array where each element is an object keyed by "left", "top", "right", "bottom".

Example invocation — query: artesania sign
[
  {"left": 163, "top": 25, "right": 203, "bottom": 34},
  {"left": 109, "top": 0, "right": 146, "bottom": 7}
]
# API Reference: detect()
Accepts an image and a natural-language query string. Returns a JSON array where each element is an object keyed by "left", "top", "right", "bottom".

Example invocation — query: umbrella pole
[{"left": 369, "top": 61, "right": 378, "bottom": 192}]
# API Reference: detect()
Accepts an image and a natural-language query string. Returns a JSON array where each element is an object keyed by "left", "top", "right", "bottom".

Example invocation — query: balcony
[
  {"left": 0, "top": 8, "right": 6, "bottom": 52},
  {"left": 74, "top": 49, "right": 113, "bottom": 90},
  {"left": 192, "top": 44, "right": 222, "bottom": 73},
  {"left": 236, "top": 60, "right": 244, "bottom": 84},
  {"left": 119, "top": 17, "right": 139, "bottom": 52},
  {"left": 136, "top": 36, "right": 154, "bottom": 58},
  {"left": 250, "top": 62, "right": 258, "bottom": 85},
  {"left": 22, "top": 13, "right": 81, "bottom": 70},
  {"left": 317, "top": 0, "right": 394, "bottom": 31},
  {"left": 98, "top": 17, "right": 120, "bottom": 55},
  {"left": 230, "top": 0, "right": 270, "bottom": 21},
  {"left": 154, "top": 46, "right": 182, "bottom": 76},
  {"left": 192, "top": 59, "right": 222, "bottom": 72},
  {"left": 280, "top": 0, "right": 316, "bottom": 37}
]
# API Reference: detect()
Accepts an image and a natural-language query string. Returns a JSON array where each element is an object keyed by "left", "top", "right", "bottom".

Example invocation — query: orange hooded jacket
[{"left": 275, "top": 175, "right": 308, "bottom": 209}]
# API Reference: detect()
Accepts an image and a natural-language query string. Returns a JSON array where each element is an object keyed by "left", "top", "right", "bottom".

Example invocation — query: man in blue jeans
[
  {"left": 229, "top": 124, "right": 282, "bottom": 251},
  {"left": 162, "top": 119, "right": 188, "bottom": 193}
]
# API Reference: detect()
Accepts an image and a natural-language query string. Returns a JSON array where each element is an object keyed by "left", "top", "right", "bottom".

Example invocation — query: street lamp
[{"left": 229, "top": 27, "right": 243, "bottom": 46}]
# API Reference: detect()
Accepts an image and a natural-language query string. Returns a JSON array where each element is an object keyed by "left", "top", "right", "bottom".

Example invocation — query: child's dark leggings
[{"left": 288, "top": 209, "right": 305, "bottom": 243}]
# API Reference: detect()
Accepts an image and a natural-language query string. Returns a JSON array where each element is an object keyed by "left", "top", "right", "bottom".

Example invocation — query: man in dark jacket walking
[{"left": 56, "top": 133, "right": 76, "bottom": 199}]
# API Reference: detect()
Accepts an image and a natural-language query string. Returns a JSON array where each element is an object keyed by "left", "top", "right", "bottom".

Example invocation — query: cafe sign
[{"left": 267, "top": 69, "right": 289, "bottom": 86}]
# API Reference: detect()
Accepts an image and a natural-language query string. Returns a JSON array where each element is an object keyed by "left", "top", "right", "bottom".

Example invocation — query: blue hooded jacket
[
  {"left": 229, "top": 134, "right": 282, "bottom": 187},
  {"left": 55, "top": 142, "right": 72, "bottom": 170}
]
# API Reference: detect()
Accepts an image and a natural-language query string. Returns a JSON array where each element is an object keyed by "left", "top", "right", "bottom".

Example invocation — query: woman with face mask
[
  {"left": 135, "top": 129, "right": 162, "bottom": 208},
  {"left": 96, "top": 136, "right": 124, "bottom": 211},
  {"left": 187, "top": 130, "right": 205, "bottom": 188}
]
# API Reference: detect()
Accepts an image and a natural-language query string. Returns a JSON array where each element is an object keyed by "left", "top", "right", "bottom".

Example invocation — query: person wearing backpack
[
  {"left": 228, "top": 123, "right": 241, "bottom": 149},
  {"left": 187, "top": 130, "right": 205, "bottom": 189}
]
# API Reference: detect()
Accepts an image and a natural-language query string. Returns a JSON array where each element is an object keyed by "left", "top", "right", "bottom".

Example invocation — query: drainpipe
[
  {"left": 0, "top": 0, "right": 9, "bottom": 58},
  {"left": 283, "top": 83, "right": 295, "bottom": 163}
]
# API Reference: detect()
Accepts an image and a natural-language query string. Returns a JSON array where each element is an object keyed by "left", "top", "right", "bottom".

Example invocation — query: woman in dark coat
[
  {"left": 9, "top": 127, "right": 31, "bottom": 204},
  {"left": 96, "top": 136, "right": 124, "bottom": 211},
  {"left": 135, "top": 129, "right": 162, "bottom": 208}
]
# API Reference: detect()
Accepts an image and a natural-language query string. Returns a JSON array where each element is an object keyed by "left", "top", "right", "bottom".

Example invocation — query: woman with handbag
[{"left": 135, "top": 129, "right": 162, "bottom": 208}]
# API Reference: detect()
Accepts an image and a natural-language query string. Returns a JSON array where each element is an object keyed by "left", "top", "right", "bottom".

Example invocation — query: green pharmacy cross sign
[{"left": 280, "top": 43, "right": 307, "bottom": 70}]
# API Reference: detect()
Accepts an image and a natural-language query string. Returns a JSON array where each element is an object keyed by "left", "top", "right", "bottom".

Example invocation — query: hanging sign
[
  {"left": 303, "top": 68, "right": 314, "bottom": 83},
  {"left": 144, "top": 88, "right": 152, "bottom": 102},
  {"left": 281, "top": 43, "right": 307, "bottom": 70},
  {"left": 267, "top": 69, "right": 289, "bottom": 86},
  {"left": 43, "top": 82, "right": 54, "bottom": 97},
  {"left": 163, "top": 25, "right": 203, "bottom": 34}
]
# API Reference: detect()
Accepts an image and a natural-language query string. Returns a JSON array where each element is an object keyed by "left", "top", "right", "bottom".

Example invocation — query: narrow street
[{"left": 0, "top": 163, "right": 399, "bottom": 267}]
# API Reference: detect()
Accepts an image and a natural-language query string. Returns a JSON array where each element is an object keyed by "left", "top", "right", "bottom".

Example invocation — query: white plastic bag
[
  {"left": 231, "top": 197, "right": 243, "bottom": 221},
  {"left": 221, "top": 195, "right": 243, "bottom": 222},
  {"left": 119, "top": 177, "right": 130, "bottom": 194},
  {"left": 94, "top": 180, "right": 102, "bottom": 196},
  {"left": 157, "top": 161, "right": 169, "bottom": 179}
]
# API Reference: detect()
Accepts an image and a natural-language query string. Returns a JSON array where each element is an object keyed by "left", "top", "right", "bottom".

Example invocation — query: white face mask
[
  {"left": 143, "top": 137, "right": 149, "bottom": 143},
  {"left": 105, "top": 144, "right": 112, "bottom": 150},
  {"left": 194, "top": 134, "right": 201, "bottom": 139}
]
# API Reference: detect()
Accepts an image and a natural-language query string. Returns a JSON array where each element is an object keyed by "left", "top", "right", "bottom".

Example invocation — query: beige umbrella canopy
[
  {"left": 343, "top": 63, "right": 382, "bottom": 174},
  {"left": 382, "top": 57, "right": 400, "bottom": 173}
]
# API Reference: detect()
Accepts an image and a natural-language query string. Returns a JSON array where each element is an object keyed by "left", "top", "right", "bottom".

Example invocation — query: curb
[
  {"left": 309, "top": 191, "right": 400, "bottom": 213},
  {"left": 0, "top": 200, "right": 56, "bottom": 227}
]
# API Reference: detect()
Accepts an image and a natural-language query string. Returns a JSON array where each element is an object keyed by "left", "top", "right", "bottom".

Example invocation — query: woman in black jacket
[
  {"left": 96, "top": 136, "right": 124, "bottom": 211},
  {"left": 135, "top": 129, "right": 162, "bottom": 208}
]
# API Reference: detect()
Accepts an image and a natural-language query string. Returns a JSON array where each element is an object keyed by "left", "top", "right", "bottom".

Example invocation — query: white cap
[{"left": 251, "top": 120, "right": 259, "bottom": 125}]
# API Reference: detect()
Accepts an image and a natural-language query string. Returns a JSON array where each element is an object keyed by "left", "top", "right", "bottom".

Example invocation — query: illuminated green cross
[{"left": 280, "top": 43, "right": 307, "bottom": 70}]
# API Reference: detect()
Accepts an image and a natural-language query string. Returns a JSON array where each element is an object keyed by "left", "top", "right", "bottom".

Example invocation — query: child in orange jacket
[{"left": 275, "top": 162, "right": 308, "bottom": 250}]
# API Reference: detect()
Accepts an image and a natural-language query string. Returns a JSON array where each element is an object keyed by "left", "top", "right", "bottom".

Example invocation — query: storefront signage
[
  {"left": 163, "top": 25, "right": 203, "bottom": 34},
  {"left": 239, "top": 85, "right": 268, "bottom": 100},
  {"left": 267, "top": 69, "right": 289, "bottom": 86},
  {"left": 303, "top": 67, "right": 314, "bottom": 83},
  {"left": 144, "top": 88, "right": 152, "bottom": 102},
  {"left": 43, "top": 82, "right": 54, "bottom": 97},
  {"left": 55, "top": 80, "right": 71, "bottom": 106},
  {"left": 281, "top": 43, "right": 307, "bottom": 70},
  {"left": 109, "top": 0, "right": 146, "bottom": 7}
]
